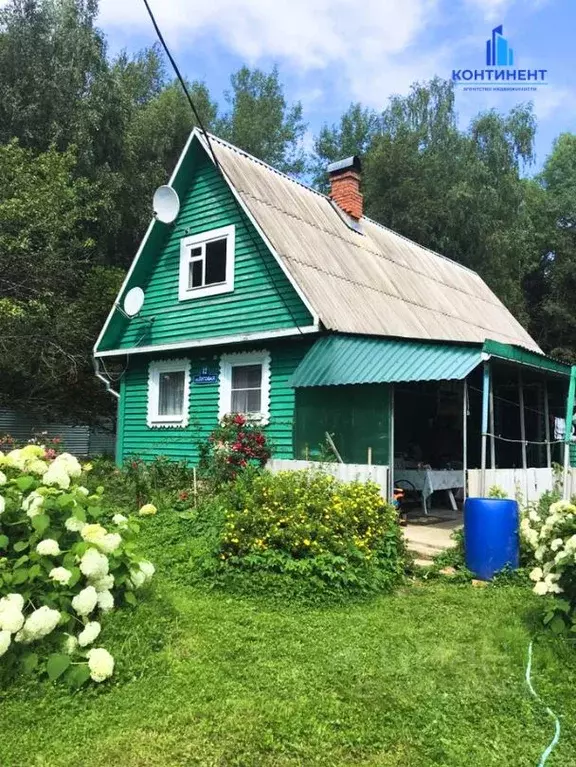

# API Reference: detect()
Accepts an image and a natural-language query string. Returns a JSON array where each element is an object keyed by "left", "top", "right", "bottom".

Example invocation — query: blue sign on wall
[{"left": 193, "top": 367, "right": 219, "bottom": 385}]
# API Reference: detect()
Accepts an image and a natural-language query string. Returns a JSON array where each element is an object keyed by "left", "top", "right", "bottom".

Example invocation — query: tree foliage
[
  {"left": 0, "top": 0, "right": 304, "bottom": 421},
  {"left": 0, "top": 1, "right": 575, "bottom": 423}
]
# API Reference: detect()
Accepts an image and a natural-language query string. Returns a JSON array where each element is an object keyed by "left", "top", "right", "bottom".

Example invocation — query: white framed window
[
  {"left": 219, "top": 351, "right": 271, "bottom": 424},
  {"left": 147, "top": 359, "right": 190, "bottom": 428},
  {"left": 179, "top": 225, "right": 235, "bottom": 301}
]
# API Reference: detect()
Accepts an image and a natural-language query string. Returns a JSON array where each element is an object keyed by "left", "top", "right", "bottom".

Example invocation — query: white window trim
[
  {"left": 219, "top": 350, "right": 271, "bottom": 424},
  {"left": 179, "top": 225, "right": 235, "bottom": 301},
  {"left": 147, "top": 359, "right": 190, "bottom": 428}
]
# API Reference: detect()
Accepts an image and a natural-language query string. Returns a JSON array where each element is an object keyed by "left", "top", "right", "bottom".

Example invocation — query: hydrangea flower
[
  {"left": 0, "top": 630, "right": 11, "bottom": 657},
  {"left": 0, "top": 470, "right": 6, "bottom": 485},
  {"left": 23, "top": 491, "right": 44, "bottom": 518},
  {"left": 72, "top": 586, "right": 98, "bottom": 617},
  {"left": 49, "top": 567, "right": 73, "bottom": 586},
  {"left": 0, "top": 496, "right": 5, "bottom": 515},
  {"left": 90, "top": 574, "right": 114, "bottom": 593},
  {"left": 43, "top": 463, "right": 70, "bottom": 489},
  {"left": 529, "top": 567, "right": 543, "bottom": 582},
  {"left": 65, "top": 516, "right": 86, "bottom": 533},
  {"left": 64, "top": 634, "right": 78, "bottom": 654},
  {"left": 17, "top": 606, "right": 60, "bottom": 643},
  {"left": 99, "top": 533, "right": 122, "bottom": 554},
  {"left": 79, "top": 548, "right": 109, "bottom": 580},
  {"left": 0, "top": 594, "right": 25, "bottom": 633},
  {"left": 139, "top": 503, "right": 157, "bottom": 517},
  {"left": 36, "top": 539, "right": 61, "bottom": 557},
  {"left": 78, "top": 621, "right": 101, "bottom": 647},
  {"left": 129, "top": 560, "right": 155, "bottom": 590},
  {"left": 53, "top": 453, "right": 82, "bottom": 478},
  {"left": 112, "top": 513, "right": 129, "bottom": 527},
  {"left": 86, "top": 647, "right": 114, "bottom": 682},
  {"left": 81, "top": 524, "right": 108, "bottom": 546},
  {"left": 97, "top": 590, "right": 114, "bottom": 613},
  {"left": 2, "top": 593, "right": 24, "bottom": 611}
]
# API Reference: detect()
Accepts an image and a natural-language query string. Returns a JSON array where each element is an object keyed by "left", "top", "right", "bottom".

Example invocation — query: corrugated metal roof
[
  {"left": 198, "top": 131, "right": 541, "bottom": 353},
  {"left": 289, "top": 335, "right": 483, "bottom": 387}
]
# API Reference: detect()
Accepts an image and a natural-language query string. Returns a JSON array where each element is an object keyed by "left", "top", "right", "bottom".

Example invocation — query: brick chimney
[{"left": 327, "top": 156, "right": 363, "bottom": 220}]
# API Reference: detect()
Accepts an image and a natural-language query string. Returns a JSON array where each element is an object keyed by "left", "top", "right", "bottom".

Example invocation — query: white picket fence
[
  {"left": 268, "top": 461, "right": 576, "bottom": 506},
  {"left": 267, "top": 459, "right": 389, "bottom": 497}
]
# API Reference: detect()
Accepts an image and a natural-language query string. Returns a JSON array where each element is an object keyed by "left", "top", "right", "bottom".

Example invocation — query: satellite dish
[
  {"left": 123, "top": 287, "right": 145, "bottom": 317},
  {"left": 153, "top": 185, "right": 180, "bottom": 223}
]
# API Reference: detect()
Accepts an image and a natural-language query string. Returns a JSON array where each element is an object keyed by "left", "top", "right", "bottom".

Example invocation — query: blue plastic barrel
[{"left": 464, "top": 498, "right": 519, "bottom": 580}]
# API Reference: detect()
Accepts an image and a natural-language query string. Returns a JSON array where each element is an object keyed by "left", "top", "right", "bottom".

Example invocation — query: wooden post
[
  {"left": 304, "top": 444, "right": 310, "bottom": 461},
  {"left": 463, "top": 379, "right": 468, "bottom": 501},
  {"left": 367, "top": 447, "right": 373, "bottom": 466},
  {"left": 489, "top": 371, "right": 496, "bottom": 469},
  {"left": 388, "top": 384, "right": 395, "bottom": 503},
  {"left": 193, "top": 466, "right": 198, "bottom": 508},
  {"left": 563, "top": 366, "right": 576, "bottom": 499},
  {"left": 481, "top": 361, "right": 490, "bottom": 496},
  {"left": 543, "top": 379, "right": 551, "bottom": 469},
  {"left": 519, "top": 370, "right": 527, "bottom": 470}
]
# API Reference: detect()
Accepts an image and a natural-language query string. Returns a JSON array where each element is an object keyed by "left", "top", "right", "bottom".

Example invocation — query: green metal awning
[
  {"left": 290, "top": 336, "right": 484, "bottom": 387},
  {"left": 482, "top": 339, "right": 571, "bottom": 376}
]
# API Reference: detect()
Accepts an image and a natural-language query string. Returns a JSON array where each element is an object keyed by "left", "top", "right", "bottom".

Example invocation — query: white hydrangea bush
[
  {"left": 521, "top": 497, "right": 576, "bottom": 632},
  {"left": 0, "top": 445, "right": 155, "bottom": 686}
]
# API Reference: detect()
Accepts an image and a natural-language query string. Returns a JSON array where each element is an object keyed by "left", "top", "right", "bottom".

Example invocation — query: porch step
[
  {"left": 412, "top": 557, "right": 434, "bottom": 568},
  {"left": 403, "top": 523, "right": 457, "bottom": 563}
]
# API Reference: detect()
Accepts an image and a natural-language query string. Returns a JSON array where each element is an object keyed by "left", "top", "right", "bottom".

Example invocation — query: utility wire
[{"left": 141, "top": 0, "right": 305, "bottom": 335}]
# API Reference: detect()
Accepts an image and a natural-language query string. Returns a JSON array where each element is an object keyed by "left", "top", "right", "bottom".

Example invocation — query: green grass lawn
[{"left": 2, "top": 574, "right": 576, "bottom": 766}]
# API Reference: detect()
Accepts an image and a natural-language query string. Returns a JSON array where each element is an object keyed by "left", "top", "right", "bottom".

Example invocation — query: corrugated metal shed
[
  {"left": 197, "top": 131, "right": 541, "bottom": 353},
  {"left": 0, "top": 409, "right": 115, "bottom": 457},
  {"left": 289, "top": 336, "right": 483, "bottom": 387}
]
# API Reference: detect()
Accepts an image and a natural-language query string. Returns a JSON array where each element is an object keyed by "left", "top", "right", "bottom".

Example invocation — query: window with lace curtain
[
  {"left": 219, "top": 351, "right": 271, "bottom": 423},
  {"left": 147, "top": 359, "right": 190, "bottom": 427}
]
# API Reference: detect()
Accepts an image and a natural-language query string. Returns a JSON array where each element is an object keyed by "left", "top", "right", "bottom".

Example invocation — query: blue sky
[{"left": 96, "top": 0, "right": 575, "bottom": 171}]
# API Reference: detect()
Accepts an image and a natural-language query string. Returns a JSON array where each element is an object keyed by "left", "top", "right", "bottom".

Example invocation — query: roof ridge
[{"left": 199, "top": 130, "right": 330, "bottom": 202}]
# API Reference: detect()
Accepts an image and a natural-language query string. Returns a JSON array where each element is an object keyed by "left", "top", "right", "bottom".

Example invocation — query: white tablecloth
[{"left": 394, "top": 469, "right": 464, "bottom": 500}]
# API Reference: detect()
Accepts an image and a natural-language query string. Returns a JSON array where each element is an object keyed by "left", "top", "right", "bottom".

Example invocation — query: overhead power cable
[{"left": 141, "top": 0, "right": 305, "bottom": 335}]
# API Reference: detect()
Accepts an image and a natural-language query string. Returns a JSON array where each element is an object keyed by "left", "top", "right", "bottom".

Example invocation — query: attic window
[{"left": 179, "top": 225, "right": 235, "bottom": 301}]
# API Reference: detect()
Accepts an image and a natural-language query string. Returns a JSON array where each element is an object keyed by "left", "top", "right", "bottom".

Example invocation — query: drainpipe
[
  {"left": 93, "top": 357, "right": 120, "bottom": 399},
  {"left": 562, "top": 365, "right": 576, "bottom": 499}
]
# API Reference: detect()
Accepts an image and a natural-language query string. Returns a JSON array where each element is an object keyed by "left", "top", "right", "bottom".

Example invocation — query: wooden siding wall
[
  {"left": 117, "top": 339, "right": 314, "bottom": 465},
  {"left": 103, "top": 148, "right": 312, "bottom": 353}
]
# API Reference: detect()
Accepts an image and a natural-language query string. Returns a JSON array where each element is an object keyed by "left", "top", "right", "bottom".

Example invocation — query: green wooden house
[{"left": 94, "top": 129, "right": 575, "bottom": 494}]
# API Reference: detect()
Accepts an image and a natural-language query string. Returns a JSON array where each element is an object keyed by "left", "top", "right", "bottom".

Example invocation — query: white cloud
[{"left": 97, "top": 0, "right": 440, "bottom": 105}]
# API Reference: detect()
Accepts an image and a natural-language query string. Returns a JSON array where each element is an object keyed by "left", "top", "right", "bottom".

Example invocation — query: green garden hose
[{"left": 526, "top": 639, "right": 561, "bottom": 766}]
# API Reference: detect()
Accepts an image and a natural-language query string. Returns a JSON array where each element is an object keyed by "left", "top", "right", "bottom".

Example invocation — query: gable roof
[
  {"left": 95, "top": 128, "right": 541, "bottom": 356},
  {"left": 195, "top": 130, "right": 540, "bottom": 353}
]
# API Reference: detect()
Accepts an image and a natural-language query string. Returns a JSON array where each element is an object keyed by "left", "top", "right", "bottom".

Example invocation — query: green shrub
[
  {"left": 212, "top": 469, "right": 406, "bottom": 598},
  {"left": 521, "top": 493, "right": 576, "bottom": 633},
  {"left": 0, "top": 445, "right": 155, "bottom": 686}
]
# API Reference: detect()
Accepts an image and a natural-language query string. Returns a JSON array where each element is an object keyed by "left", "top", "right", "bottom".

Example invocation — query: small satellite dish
[
  {"left": 153, "top": 185, "right": 180, "bottom": 224},
  {"left": 123, "top": 287, "right": 145, "bottom": 318}
]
